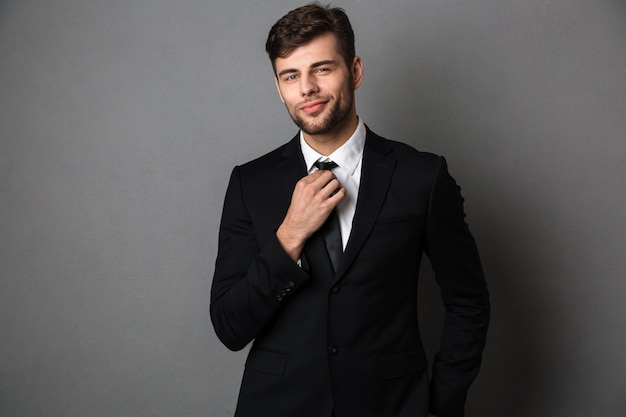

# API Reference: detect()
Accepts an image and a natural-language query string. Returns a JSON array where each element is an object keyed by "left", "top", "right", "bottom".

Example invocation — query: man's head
[
  {"left": 266, "top": 3, "right": 363, "bottom": 143},
  {"left": 266, "top": 3, "right": 355, "bottom": 76}
]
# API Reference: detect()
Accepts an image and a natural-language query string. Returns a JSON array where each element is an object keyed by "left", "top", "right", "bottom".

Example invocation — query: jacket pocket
[
  {"left": 245, "top": 347, "right": 289, "bottom": 376},
  {"left": 378, "top": 348, "right": 427, "bottom": 379}
]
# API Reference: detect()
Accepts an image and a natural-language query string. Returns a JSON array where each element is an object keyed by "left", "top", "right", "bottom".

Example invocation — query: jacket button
[
  {"left": 331, "top": 286, "right": 341, "bottom": 294},
  {"left": 328, "top": 346, "right": 339, "bottom": 355}
]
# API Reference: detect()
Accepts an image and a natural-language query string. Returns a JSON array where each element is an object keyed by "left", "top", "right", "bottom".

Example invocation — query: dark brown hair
[{"left": 265, "top": 2, "right": 355, "bottom": 75}]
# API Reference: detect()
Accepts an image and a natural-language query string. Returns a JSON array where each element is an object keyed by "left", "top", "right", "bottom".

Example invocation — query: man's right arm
[{"left": 210, "top": 167, "right": 343, "bottom": 351}]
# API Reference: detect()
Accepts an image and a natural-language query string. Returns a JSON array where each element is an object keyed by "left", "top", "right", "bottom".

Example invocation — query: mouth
[{"left": 300, "top": 99, "right": 328, "bottom": 114}]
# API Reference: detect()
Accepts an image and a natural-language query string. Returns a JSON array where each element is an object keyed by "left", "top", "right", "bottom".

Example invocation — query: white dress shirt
[{"left": 300, "top": 118, "right": 366, "bottom": 250}]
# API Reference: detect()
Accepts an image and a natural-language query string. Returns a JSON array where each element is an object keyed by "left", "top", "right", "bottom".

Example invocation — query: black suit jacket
[{"left": 210, "top": 128, "right": 490, "bottom": 417}]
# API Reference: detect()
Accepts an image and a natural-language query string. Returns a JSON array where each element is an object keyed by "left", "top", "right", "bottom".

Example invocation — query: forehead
[{"left": 274, "top": 32, "right": 342, "bottom": 72}]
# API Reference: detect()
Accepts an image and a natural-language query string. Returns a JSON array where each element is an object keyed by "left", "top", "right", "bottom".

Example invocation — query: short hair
[{"left": 265, "top": 2, "right": 355, "bottom": 75}]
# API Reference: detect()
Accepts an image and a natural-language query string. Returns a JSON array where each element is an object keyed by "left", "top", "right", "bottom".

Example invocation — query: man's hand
[{"left": 277, "top": 170, "right": 345, "bottom": 261}]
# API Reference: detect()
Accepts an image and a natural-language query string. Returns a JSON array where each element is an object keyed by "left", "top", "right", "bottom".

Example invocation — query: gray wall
[{"left": 1, "top": 0, "right": 624, "bottom": 416}]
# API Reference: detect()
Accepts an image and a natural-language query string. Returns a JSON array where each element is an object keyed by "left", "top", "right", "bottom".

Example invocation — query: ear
[
  {"left": 274, "top": 77, "right": 286, "bottom": 103},
  {"left": 352, "top": 56, "right": 364, "bottom": 90}
]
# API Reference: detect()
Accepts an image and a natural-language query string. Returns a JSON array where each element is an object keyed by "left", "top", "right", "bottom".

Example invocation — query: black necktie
[
  {"left": 314, "top": 160, "right": 342, "bottom": 272},
  {"left": 314, "top": 160, "right": 338, "bottom": 171}
]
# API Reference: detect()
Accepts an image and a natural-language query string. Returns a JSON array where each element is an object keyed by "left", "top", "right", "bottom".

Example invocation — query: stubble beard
[{"left": 288, "top": 82, "right": 355, "bottom": 136}]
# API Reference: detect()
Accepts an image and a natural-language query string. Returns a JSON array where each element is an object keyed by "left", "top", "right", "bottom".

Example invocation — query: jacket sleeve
[
  {"left": 210, "top": 166, "right": 310, "bottom": 351},
  {"left": 425, "top": 157, "right": 490, "bottom": 417}
]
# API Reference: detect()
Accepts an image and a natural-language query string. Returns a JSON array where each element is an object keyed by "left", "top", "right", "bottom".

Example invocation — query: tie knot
[{"left": 314, "top": 160, "right": 338, "bottom": 171}]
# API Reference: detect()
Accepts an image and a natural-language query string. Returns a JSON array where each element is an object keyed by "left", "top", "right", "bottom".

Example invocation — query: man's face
[{"left": 274, "top": 32, "right": 362, "bottom": 137}]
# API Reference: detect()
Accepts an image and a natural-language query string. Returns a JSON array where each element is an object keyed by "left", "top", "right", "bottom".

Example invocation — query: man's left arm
[{"left": 424, "top": 156, "right": 490, "bottom": 417}]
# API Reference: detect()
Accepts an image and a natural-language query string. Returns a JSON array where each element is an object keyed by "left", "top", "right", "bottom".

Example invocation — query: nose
[{"left": 300, "top": 74, "right": 319, "bottom": 97}]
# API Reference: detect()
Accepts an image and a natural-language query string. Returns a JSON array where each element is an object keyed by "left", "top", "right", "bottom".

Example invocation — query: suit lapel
[
  {"left": 276, "top": 134, "right": 307, "bottom": 192},
  {"left": 334, "top": 129, "right": 396, "bottom": 280}
]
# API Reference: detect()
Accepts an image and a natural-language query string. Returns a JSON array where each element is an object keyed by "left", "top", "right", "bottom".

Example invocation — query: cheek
[
  {"left": 279, "top": 88, "right": 300, "bottom": 107},
  {"left": 329, "top": 79, "right": 351, "bottom": 98}
]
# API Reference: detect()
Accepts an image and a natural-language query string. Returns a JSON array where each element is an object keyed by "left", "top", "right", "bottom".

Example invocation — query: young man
[{"left": 210, "top": 3, "right": 490, "bottom": 417}]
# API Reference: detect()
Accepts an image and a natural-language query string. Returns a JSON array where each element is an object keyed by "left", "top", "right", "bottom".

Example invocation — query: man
[{"left": 210, "top": 3, "right": 490, "bottom": 417}]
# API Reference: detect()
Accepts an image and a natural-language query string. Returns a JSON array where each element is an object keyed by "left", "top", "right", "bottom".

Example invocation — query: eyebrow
[
  {"left": 277, "top": 60, "right": 339, "bottom": 78},
  {"left": 311, "top": 59, "right": 338, "bottom": 69}
]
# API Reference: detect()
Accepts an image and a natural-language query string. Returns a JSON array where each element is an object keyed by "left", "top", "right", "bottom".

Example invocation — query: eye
[
  {"left": 283, "top": 74, "right": 298, "bottom": 82},
  {"left": 315, "top": 67, "right": 329, "bottom": 74}
]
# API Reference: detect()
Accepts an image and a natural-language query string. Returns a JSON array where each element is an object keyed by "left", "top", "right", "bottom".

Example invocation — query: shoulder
[
  {"left": 232, "top": 134, "right": 300, "bottom": 174},
  {"left": 242, "top": 139, "right": 295, "bottom": 167},
  {"left": 365, "top": 127, "right": 442, "bottom": 170}
]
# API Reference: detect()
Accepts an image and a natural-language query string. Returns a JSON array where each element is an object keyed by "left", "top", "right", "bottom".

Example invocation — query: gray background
[{"left": 1, "top": 0, "right": 625, "bottom": 416}]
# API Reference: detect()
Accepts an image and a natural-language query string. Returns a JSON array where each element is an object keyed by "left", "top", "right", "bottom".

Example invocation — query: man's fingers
[
  {"left": 313, "top": 171, "right": 341, "bottom": 192},
  {"left": 303, "top": 169, "right": 326, "bottom": 182},
  {"left": 328, "top": 186, "right": 346, "bottom": 203},
  {"left": 300, "top": 171, "right": 343, "bottom": 199},
  {"left": 293, "top": 171, "right": 344, "bottom": 215},
  {"left": 302, "top": 170, "right": 335, "bottom": 184},
  {"left": 310, "top": 169, "right": 337, "bottom": 187},
  {"left": 322, "top": 179, "right": 342, "bottom": 198}
]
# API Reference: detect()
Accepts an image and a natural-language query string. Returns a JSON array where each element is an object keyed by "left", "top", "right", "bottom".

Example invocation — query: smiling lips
[{"left": 300, "top": 99, "right": 329, "bottom": 114}]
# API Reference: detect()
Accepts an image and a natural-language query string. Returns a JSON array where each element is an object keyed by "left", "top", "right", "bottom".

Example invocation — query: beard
[{"left": 287, "top": 81, "right": 355, "bottom": 136}]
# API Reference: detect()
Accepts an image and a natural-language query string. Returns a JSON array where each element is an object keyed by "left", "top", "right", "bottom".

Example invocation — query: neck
[{"left": 302, "top": 112, "right": 359, "bottom": 156}]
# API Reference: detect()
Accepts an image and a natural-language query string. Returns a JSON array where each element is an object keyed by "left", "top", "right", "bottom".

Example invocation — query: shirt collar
[{"left": 300, "top": 118, "right": 366, "bottom": 176}]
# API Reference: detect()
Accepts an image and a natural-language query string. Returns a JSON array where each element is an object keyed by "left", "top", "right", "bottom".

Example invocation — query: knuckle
[{"left": 303, "top": 186, "right": 316, "bottom": 199}]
